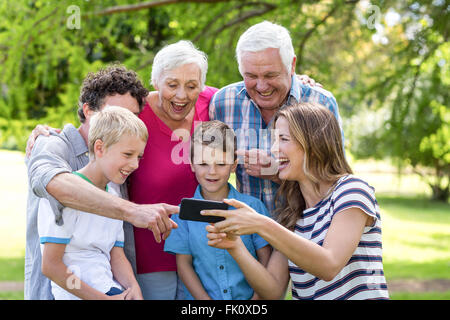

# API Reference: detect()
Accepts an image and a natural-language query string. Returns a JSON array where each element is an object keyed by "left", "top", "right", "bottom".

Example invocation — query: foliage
[
  {"left": 341, "top": 0, "right": 449, "bottom": 201},
  {"left": 0, "top": 0, "right": 448, "bottom": 201}
]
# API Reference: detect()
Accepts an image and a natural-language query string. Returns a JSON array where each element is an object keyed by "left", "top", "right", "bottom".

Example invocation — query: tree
[
  {"left": 0, "top": 0, "right": 448, "bottom": 201},
  {"left": 346, "top": 0, "right": 449, "bottom": 201}
]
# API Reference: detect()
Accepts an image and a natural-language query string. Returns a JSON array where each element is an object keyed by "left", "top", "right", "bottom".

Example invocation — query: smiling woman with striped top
[{"left": 203, "top": 102, "right": 389, "bottom": 300}]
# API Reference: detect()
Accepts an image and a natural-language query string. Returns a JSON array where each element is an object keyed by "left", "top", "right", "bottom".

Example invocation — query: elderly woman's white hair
[
  {"left": 151, "top": 40, "right": 208, "bottom": 90},
  {"left": 236, "top": 21, "right": 296, "bottom": 75}
]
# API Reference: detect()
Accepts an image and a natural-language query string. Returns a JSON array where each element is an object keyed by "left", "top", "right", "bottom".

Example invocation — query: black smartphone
[{"left": 179, "top": 198, "right": 228, "bottom": 223}]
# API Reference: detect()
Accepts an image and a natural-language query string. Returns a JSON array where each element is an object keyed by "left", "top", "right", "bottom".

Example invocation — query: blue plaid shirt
[{"left": 209, "top": 75, "right": 343, "bottom": 214}]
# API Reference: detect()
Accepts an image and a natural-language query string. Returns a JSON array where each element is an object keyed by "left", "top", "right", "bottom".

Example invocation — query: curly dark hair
[{"left": 77, "top": 64, "right": 149, "bottom": 123}]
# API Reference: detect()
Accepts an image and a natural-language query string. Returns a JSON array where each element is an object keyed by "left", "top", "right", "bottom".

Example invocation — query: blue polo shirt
[{"left": 164, "top": 183, "right": 270, "bottom": 300}]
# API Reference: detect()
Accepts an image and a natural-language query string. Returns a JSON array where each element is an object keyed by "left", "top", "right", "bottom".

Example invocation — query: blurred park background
[{"left": 0, "top": 0, "right": 448, "bottom": 299}]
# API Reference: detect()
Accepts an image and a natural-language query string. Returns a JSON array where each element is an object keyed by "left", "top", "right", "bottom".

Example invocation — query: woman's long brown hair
[{"left": 273, "top": 102, "right": 353, "bottom": 230}]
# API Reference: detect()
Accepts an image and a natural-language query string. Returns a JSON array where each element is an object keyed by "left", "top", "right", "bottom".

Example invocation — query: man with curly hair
[
  {"left": 76, "top": 65, "right": 148, "bottom": 123},
  {"left": 25, "top": 64, "right": 179, "bottom": 300}
]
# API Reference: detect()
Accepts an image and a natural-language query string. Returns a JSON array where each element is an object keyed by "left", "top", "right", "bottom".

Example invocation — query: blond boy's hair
[{"left": 88, "top": 106, "right": 148, "bottom": 157}]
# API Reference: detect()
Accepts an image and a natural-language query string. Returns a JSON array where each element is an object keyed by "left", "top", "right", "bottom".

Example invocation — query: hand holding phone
[{"left": 179, "top": 198, "right": 228, "bottom": 223}]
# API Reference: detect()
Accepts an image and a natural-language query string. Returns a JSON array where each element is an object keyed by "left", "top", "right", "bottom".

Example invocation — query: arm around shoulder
[
  {"left": 27, "top": 134, "right": 73, "bottom": 199},
  {"left": 46, "top": 172, "right": 130, "bottom": 221}
]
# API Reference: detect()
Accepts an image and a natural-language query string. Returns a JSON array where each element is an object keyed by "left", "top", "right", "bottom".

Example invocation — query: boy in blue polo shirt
[{"left": 164, "top": 120, "right": 271, "bottom": 300}]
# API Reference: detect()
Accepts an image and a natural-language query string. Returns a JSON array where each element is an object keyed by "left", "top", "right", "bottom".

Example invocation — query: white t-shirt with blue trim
[{"left": 38, "top": 182, "right": 124, "bottom": 300}]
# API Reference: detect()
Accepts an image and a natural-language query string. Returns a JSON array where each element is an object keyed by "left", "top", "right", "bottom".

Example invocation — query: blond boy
[{"left": 38, "top": 107, "right": 147, "bottom": 300}]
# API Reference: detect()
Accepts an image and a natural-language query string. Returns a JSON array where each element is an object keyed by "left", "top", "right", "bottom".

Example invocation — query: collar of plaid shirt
[{"left": 236, "top": 74, "right": 302, "bottom": 128}]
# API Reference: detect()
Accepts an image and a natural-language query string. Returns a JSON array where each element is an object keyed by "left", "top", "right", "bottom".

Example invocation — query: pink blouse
[{"left": 128, "top": 86, "right": 217, "bottom": 274}]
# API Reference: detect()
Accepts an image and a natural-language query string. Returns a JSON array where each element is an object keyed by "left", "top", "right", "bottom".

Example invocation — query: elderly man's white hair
[
  {"left": 151, "top": 40, "right": 208, "bottom": 89},
  {"left": 236, "top": 21, "right": 296, "bottom": 75}
]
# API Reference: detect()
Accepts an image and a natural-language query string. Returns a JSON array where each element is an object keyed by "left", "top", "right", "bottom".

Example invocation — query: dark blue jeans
[{"left": 105, "top": 287, "right": 123, "bottom": 296}]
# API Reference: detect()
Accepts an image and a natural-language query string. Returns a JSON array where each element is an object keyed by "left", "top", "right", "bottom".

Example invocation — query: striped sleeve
[{"left": 331, "top": 177, "right": 379, "bottom": 225}]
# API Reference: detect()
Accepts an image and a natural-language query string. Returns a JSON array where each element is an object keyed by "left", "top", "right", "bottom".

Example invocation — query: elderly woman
[{"left": 128, "top": 41, "right": 217, "bottom": 300}]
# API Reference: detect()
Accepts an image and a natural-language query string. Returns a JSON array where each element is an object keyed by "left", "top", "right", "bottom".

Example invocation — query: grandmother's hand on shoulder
[{"left": 25, "top": 124, "right": 61, "bottom": 157}]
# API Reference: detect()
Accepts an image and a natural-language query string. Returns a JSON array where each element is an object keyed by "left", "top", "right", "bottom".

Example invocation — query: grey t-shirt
[{"left": 24, "top": 123, "right": 136, "bottom": 300}]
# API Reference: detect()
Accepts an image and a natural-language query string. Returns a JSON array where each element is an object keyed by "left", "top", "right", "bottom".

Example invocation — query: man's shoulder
[
  {"left": 210, "top": 81, "right": 248, "bottom": 117},
  {"left": 212, "top": 81, "right": 246, "bottom": 100},
  {"left": 309, "top": 85, "right": 336, "bottom": 99},
  {"left": 33, "top": 129, "right": 71, "bottom": 155},
  {"left": 297, "top": 82, "right": 337, "bottom": 102},
  {"left": 30, "top": 124, "right": 80, "bottom": 161}
]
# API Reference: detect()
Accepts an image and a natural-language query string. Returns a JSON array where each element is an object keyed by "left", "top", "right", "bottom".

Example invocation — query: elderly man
[
  {"left": 25, "top": 65, "right": 179, "bottom": 300},
  {"left": 209, "top": 21, "right": 343, "bottom": 214}
]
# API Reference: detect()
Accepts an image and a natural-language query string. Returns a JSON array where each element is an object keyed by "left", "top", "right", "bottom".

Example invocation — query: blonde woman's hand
[{"left": 205, "top": 224, "right": 241, "bottom": 250}]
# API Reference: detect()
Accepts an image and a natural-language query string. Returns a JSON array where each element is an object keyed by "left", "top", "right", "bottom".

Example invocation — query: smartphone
[{"left": 179, "top": 198, "right": 228, "bottom": 223}]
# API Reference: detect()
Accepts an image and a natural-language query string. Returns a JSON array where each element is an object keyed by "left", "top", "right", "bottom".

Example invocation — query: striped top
[{"left": 289, "top": 175, "right": 389, "bottom": 300}]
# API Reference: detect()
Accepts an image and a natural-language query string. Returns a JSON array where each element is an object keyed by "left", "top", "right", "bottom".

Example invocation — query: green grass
[
  {"left": 390, "top": 291, "right": 450, "bottom": 300},
  {"left": 0, "top": 257, "right": 24, "bottom": 282},
  {"left": 0, "top": 291, "right": 24, "bottom": 300},
  {"left": 0, "top": 150, "right": 27, "bottom": 259},
  {"left": 379, "top": 195, "right": 450, "bottom": 280},
  {"left": 1, "top": 151, "right": 449, "bottom": 300}
]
